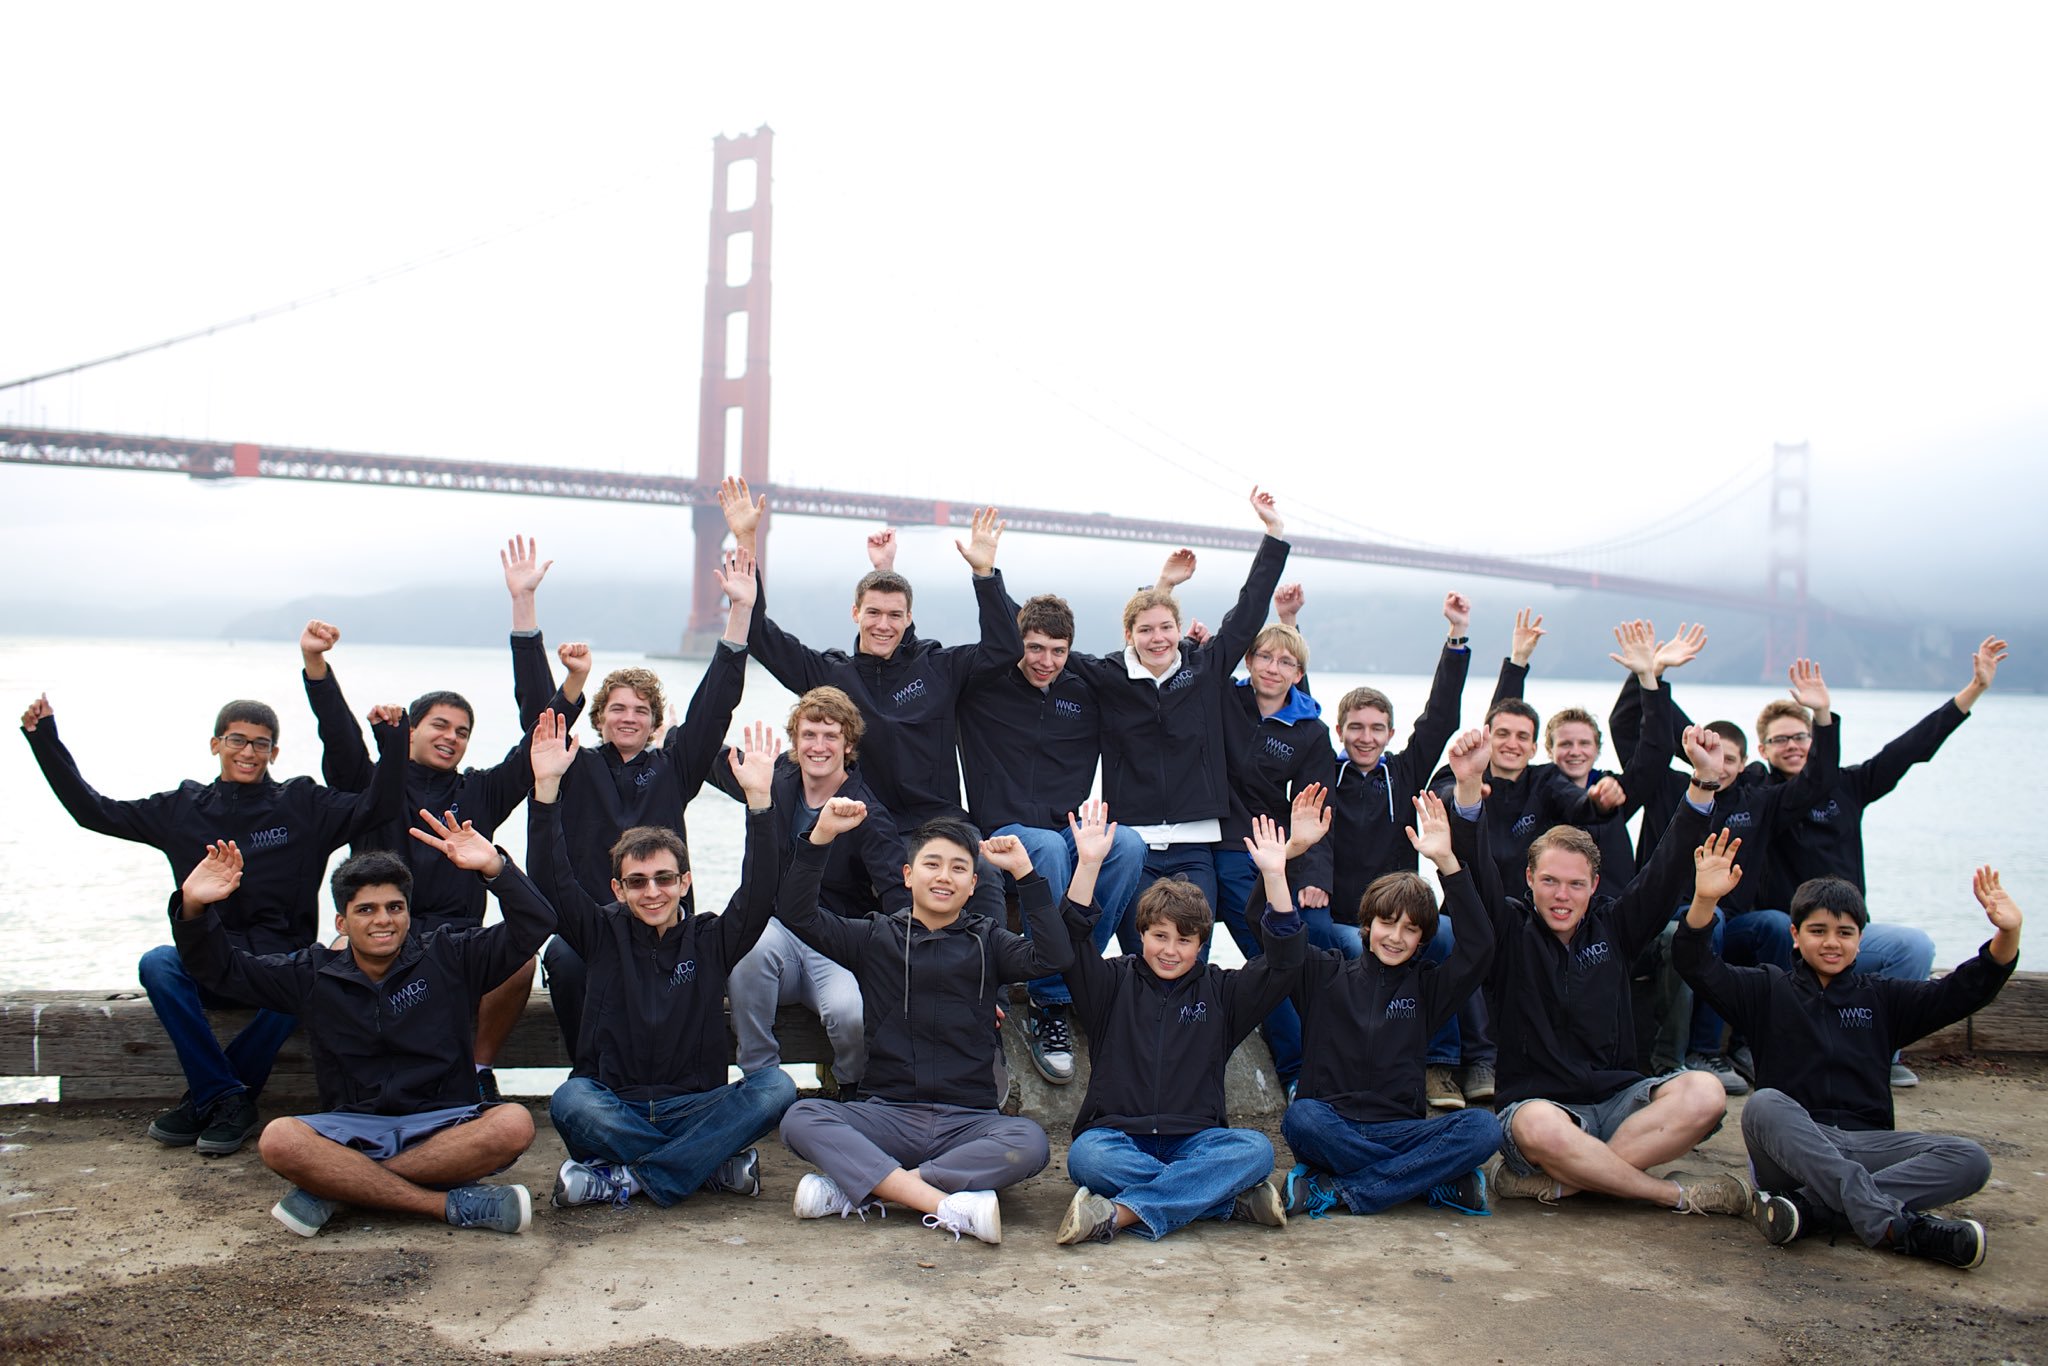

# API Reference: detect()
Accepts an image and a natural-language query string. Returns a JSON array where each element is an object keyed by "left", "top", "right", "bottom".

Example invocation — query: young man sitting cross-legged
[
  {"left": 529, "top": 713, "right": 798, "bottom": 1210},
  {"left": 1475, "top": 627, "right": 1748, "bottom": 1216},
  {"left": 172, "top": 818, "right": 554, "bottom": 1238},
  {"left": 1676, "top": 845, "right": 2020, "bottom": 1269},
  {"left": 1055, "top": 800, "right": 1312, "bottom": 1245},
  {"left": 776, "top": 805, "right": 1074, "bottom": 1244}
]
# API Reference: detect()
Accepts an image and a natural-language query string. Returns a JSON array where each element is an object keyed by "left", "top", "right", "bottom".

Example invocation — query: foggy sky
[{"left": 3, "top": 4, "right": 2044, "bottom": 627}]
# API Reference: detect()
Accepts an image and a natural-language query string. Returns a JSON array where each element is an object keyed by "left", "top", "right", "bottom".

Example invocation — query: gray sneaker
[
  {"left": 1684, "top": 1052, "right": 1753, "bottom": 1096},
  {"left": 1426, "top": 1065, "right": 1466, "bottom": 1111},
  {"left": 1231, "top": 1179, "right": 1286, "bottom": 1228},
  {"left": 445, "top": 1183, "right": 533, "bottom": 1233},
  {"left": 553, "top": 1159, "right": 634, "bottom": 1209},
  {"left": 1027, "top": 1003, "right": 1077, "bottom": 1085},
  {"left": 1890, "top": 1060, "right": 1921, "bottom": 1089},
  {"left": 1056, "top": 1186, "right": 1119, "bottom": 1245},
  {"left": 702, "top": 1147, "right": 761, "bottom": 1197},
  {"left": 271, "top": 1187, "right": 337, "bottom": 1238}
]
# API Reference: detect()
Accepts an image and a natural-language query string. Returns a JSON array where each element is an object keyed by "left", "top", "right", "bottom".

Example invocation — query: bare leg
[
  {"left": 258, "top": 1107, "right": 535, "bottom": 1218},
  {"left": 1604, "top": 1071, "right": 1726, "bottom": 1175},
  {"left": 381, "top": 1105, "right": 535, "bottom": 1186},
  {"left": 1510, "top": 1099, "right": 1689, "bottom": 1207},
  {"left": 474, "top": 959, "right": 537, "bottom": 1067},
  {"left": 871, "top": 1167, "right": 949, "bottom": 1216}
]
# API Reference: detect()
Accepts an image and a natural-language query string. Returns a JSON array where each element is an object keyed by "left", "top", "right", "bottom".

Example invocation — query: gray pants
[
  {"left": 1742, "top": 1087, "right": 1992, "bottom": 1246},
  {"left": 780, "top": 1097, "right": 1051, "bottom": 1204},
  {"left": 728, "top": 918, "right": 867, "bottom": 1086}
]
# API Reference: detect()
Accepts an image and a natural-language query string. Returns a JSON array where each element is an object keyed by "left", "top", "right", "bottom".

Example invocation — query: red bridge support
[
  {"left": 1763, "top": 440, "right": 1811, "bottom": 679},
  {"left": 684, "top": 127, "right": 775, "bottom": 655}
]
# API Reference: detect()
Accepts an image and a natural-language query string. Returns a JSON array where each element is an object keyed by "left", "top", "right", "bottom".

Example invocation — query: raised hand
[
  {"left": 1283, "top": 782, "right": 1332, "bottom": 857},
  {"left": 1510, "top": 608, "right": 1546, "bottom": 667},
  {"left": 500, "top": 535, "right": 552, "bottom": 598},
  {"left": 1443, "top": 591, "right": 1472, "bottom": 636},
  {"left": 714, "top": 546, "right": 758, "bottom": 614},
  {"left": 1692, "top": 830, "right": 1743, "bottom": 904},
  {"left": 300, "top": 619, "right": 340, "bottom": 659},
  {"left": 1404, "top": 791, "right": 1457, "bottom": 872},
  {"left": 1681, "top": 724, "right": 1725, "bottom": 783},
  {"left": 180, "top": 839, "right": 244, "bottom": 914},
  {"left": 866, "top": 528, "right": 898, "bottom": 573},
  {"left": 367, "top": 703, "right": 407, "bottom": 729},
  {"left": 1447, "top": 726, "right": 1491, "bottom": 796},
  {"left": 557, "top": 641, "right": 592, "bottom": 683},
  {"left": 1244, "top": 813, "right": 1290, "bottom": 876},
  {"left": 1973, "top": 866, "right": 2022, "bottom": 933},
  {"left": 1588, "top": 775, "right": 1627, "bottom": 812},
  {"left": 1608, "top": 618, "right": 1658, "bottom": 681},
  {"left": 1067, "top": 798, "right": 1118, "bottom": 867},
  {"left": 1654, "top": 622, "right": 1707, "bottom": 676},
  {"left": 1272, "top": 582, "right": 1304, "bottom": 626},
  {"left": 20, "top": 693, "right": 51, "bottom": 733},
  {"left": 979, "top": 833, "right": 1034, "bottom": 879},
  {"left": 813, "top": 796, "right": 868, "bottom": 842},
  {"left": 1249, "top": 486, "right": 1284, "bottom": 539},
  {"left": 1157, "top": 548, "right": 1197, "bottom": 590},
  {"left": 729, "top": 719, "right": 781, "bottom": 805},
  {"left": 955, "top": 506, "right": 1006, "bottom": 576},
  {"left": 1958, "top": 636, "right": 2010, "bottom": 713},
  {"left": 1185, "top": 620, "right": 1212, "bottom": 647},
  {"left": 529, "top": 708, "right": 580, "bottom": 786},
  {"left": 718, "top": 474, "right": 767, "bottom": 546},
  {"left": 410, "top": 808, "right": 505, "bottom": 876}
]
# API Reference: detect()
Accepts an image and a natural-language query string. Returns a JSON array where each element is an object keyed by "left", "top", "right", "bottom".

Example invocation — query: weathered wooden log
[
  {"left": 1910, "top": 969, "right": 2048, "bottom": 1056},
  {"left": 0, "top": 991, "right": 833, "bottom": 1100}
]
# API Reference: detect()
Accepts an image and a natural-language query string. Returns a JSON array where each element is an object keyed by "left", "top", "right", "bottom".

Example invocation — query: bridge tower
[
  {"left": 1762, "top": 440, "right": 1810, "bottom": 679},
  {"left": 683, "top": 126, "right": 775, "bottom": 655}
]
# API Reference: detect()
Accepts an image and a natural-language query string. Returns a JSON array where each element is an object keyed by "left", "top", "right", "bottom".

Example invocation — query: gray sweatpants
[
  {"left": 1742, "top": 1087, "right": 1992, "bottom": 1246},
  {"left": 780, "top": 1097, "right": 1050, "bottom": 1204}
]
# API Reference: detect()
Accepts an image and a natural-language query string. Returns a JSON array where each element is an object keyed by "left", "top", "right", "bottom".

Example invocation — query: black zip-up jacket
[
  {"left": 1061, "top": 895, "right": 1305, "bottom": 1138},
  {"left": 707, "top": 751, "right": 912, "bottom": 918},
  {"left": 172, "top": 856, "right": 554, "bottom": 1114},
  {"left": 304, "top": 635, "right": 556, "bottom": 927},
  {"left": 1613, "top": 676, "right": 1842, "bottom": 914},
  {"left": 1675, "top": 918, "right": 2014, "bottom": 1130},
  {"left": 749, "top": 566, "right": 1022, "bottom": 826},
  {"left": 776, "top": 835, "right": 1071, "bottom": 1110},
  {"left": 1293, "top": 809, "right": 1494, "bottom": 1122},
  {"left": 540, "top": 640, "right": 746, "bottom": 906},
  {"left": 1476, "top": 790, "right": 1713, "bottom": 1107},
  {"left": 955, "top": 661, "right": 1103, "bottom": 833},
  {"left": 530, "top": 797, "right": 778, "bottom": 1104},
  {"left": 24, "top": 716, "right": 407, "bottom": 956},
  {"left": 1299, "top": 642, "right": 1470, "bottom": 920},
  {"left": 1062, "top": 534, "right": 1290, "bottom": 828},
  {"left": 1220, "top": 681, "right": 1330, "bottom": 845}
]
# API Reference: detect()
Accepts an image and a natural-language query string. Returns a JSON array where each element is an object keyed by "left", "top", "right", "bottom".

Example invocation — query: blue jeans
[
  {"left": 1065, "top": 1125, "right": 1275, "bottom": 1239},
  {"left": 548, "top": 1069, "right": 797, "bottom": 1207},
  {"left": 996, "top": 822, "right": 1146, "bottom": 1008},
  {"left": 1859, "top": 921, "right": 1937, "bottom": 1065},
  {"left": 1282, "top": 1097, "right": 1503, "bottom": 1214},
  {"left": 1117, "top": 843, "right": 1219, "bottom": 953},
  {"left": 1418, "top": 916, "right": 1496, "bottom": 1068},
  {"left": 138, "top": 945, "right": 298, "bottom": 1110},
  {"left": 1682, "top": 908, "right": 1794, "bottom": 1055},
  {"left": 1301, "top": 905, "right": 1363, "bottom": 958},
  {"left": 1211, "top": 847, "right": 1304, "bottom": 1081}
]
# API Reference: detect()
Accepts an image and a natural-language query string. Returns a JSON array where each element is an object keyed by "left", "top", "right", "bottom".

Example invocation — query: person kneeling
[
  {"left": 530, "top": 713, "right": 798, "bottom": 1210},
  {"left": 1283, "top": 750, "right": 1503, "bottom": 1219},
  {"left": 1055, "top": 801, "right": 1308, "bottom": 1245},
  {"left": 1677, "top": 850, "right": 2020, "bottom": 1268},
  {"left": 173, "top": 819, "right": 554, "bottom": 1238},
  {"left": 777, "top": 805, "right": 1074, "bottom": 1244}
]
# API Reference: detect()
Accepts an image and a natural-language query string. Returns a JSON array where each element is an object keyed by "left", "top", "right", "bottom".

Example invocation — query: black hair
[
  {"left": 214, "top": 699, "right": 280, "bottom": 739},
  {"left": 905, "top": 818, "right": 981, "bottom": 865},
  {"left": 331, "top": 850, "right": 413, "bottom": 913},
  {"left": 408, "top": 690, "right": 476, "bottom": 728},
  {"left": 1789, "top": 876, "right": 1869, "bottom": 931},
  {"left": 609, "top": 825, "right": 691, "bottom": 879}
]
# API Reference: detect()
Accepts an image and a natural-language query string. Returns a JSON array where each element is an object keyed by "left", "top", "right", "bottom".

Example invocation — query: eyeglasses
[
  {"left": 1762, "top": 732, "right": 1812, "bottom": 747},
  {"left": 619, "top": 872, "right": 684, "bottom": 892},
  {"left": 218, "top": 734, "right": 275, "bottom": 755}
]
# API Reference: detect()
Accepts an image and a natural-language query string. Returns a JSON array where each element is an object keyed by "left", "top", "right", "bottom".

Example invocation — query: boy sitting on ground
[
  {"left": 776, "top": 804, "right": 1074, "bottom": 1245},
  {"left": 172, "top": 814, "right": 554, "bottom": 1237},
  {"left": 1054, "top": 799, "right": 1312, "bottom": 1245},
  {"left": 1282, "top": 740, "right": 1501, "bottom": 1219},
  {"left": 1675, "top": 845, "right": 2020, "bottom": 1268},
  {"left": 529, "top": 713, "right": 797, "bottom": 1210}
]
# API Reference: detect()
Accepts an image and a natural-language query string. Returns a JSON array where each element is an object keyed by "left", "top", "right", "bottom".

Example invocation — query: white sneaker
[
  {"left": 793, "top": 1172, "right": 853, "bottom": 1219},
  {"left": 926, "top": 1189, "right": 1002, "bottom": 1244}
]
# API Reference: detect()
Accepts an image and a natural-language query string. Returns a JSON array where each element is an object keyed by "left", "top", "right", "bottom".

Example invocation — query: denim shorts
[
  {"left": 1497, "top": 1069, "right": 1709, "bottom": 1177},
  {"left": 299, "top": 1103, "right": 486, "bottom": 1161}
]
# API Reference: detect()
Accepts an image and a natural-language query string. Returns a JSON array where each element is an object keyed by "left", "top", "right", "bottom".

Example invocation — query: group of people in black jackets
[{"left": 18, "top": 482, "right": 2020, "bottom": 1268}]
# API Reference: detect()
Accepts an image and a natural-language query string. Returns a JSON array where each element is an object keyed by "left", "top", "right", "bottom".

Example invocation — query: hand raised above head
[
  {"left": 180, "top": 839, "right": 244, "bottom": 912},
  {"left": 1692, "top": 830, "right": 1743, "bottom": 903},
  {"left": 557, "top": 641, "right": 592, "bottom": 678},
  {"left": 529, "top": 708, "right": 580, "bottom": 783},
  {"left": 1973, "top": 865, "right": 2022, "bottom": 932},
  {"left": 1067, "top": 798, "right": 1118, "bottom": 866},
  {"left": 955, "top": 506, "right": 1006, "bottom": 575},
  {"left": 300, "top": 619, "right": 341, "bottom": 657},
  {"left": 1442, "top": 591, "right": 1471, "bottom": 634},
  {"left": 500, "top": 535, "right": 552, "bottom": 596},
  {"left": 729, "top": 719, "right": 781, "bottom": 800},
  {"left": 1404, "top": 791, "right": 1456, "bottom": 869},
  {"left": 1510, "top": 608, "right": 1545, "bottom": 665},
  {"left": 718, "top": 475, "right": 766, "bottom": 539},
  {"left": 1654, "top": 622, "right": 1707, "bottom": 675},
  {"left": 865, "top": 528, "right": 898, "bottom": 573},
  {"left": 20, "top": 693, "right": 51, "bottom": 732},
  {"left": 1447, "top": 727, "right": 1491, "bottom": 788},
  {"left": 812, "top": 796, "right": 868, "bottom": 841},
  {"left": 1248, "top": 485, "right": 1284, "bottom": 538},
  {"left": 979, "top": 832, "right": 1034, "bottom": 879},
  {"left": 715, "top": 546, "right": 758, "bottom": 611},
  {"left": 410, "top": 808, "right": 504, "bottom": 876}
]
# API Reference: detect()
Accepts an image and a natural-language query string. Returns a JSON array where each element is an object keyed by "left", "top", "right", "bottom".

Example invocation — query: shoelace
[
  {"left": 1301, "top": 1178, "right": 1340, "bottom": 1221},
  {"left": 1426, "top": 1180, "right": 1485, "bottom": 1214},
  {"left": 1037, "top": 1012, "right": 1073, "bottom": 1053},
  {"left": 923, "top": 1212, "right": 966, "bottom": 1241},
  {"left": 840, "top": 1200, "right": 887, "bottom": 1222}
]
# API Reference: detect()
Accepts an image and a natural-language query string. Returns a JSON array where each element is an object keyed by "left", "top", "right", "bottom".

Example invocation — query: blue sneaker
[
  {"left": 1425, "top": 1168, "right": 1491, "bottom": 1216},
  {"left": 444, "top": 1183, "right": 532, "bottom": 1233},
  {"left": 1281, "top": 1163, "right": 1341, "bottom": 1220},
  {"left": 552, "top": 1159, "right": 637, "bottom": 1209},
  {"left": 270, "top": 1186, "right": 337, "bottom": 1238}
]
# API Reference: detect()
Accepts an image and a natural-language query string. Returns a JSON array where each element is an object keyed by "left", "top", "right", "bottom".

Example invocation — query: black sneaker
[
  {"left": 1897, "top": 1212, "right": 1987, "bottom": 1270},
  {"left": 475, "top": 1068, "right": 502, "bottom": 1103},
  {"left": 1426, "top": 1168, "right": 1491, "bottom": 1217},
  {"left": 147, "top": 1093, "right": 206, "bottom": 1147},
  {"left": 195, "top": 1091, "right": 261, "bottom": 1156},
  {"left": 1027, "top": 1002, "right": 1076, "bottom": 1085},
  {"left": 1750, "top": 1188, "right": 1806, "bottom": 1246}
]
